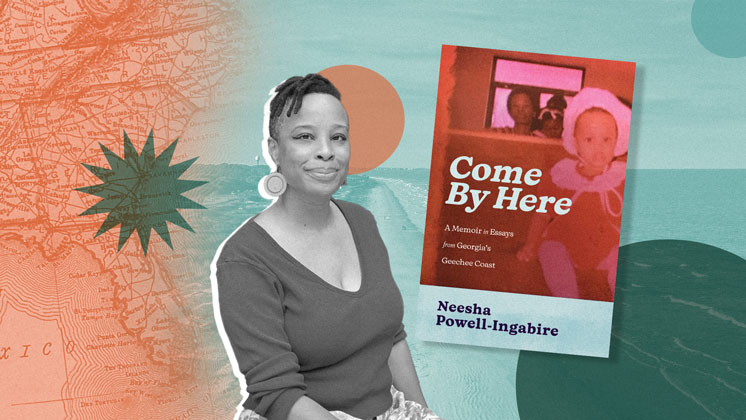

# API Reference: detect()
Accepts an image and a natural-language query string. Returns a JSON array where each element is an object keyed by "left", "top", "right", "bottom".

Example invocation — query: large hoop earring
[{"left": 261, "top": 171, "right": 286, "bottom": 197}]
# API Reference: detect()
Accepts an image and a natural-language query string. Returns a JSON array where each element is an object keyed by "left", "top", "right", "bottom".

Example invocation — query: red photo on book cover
[{"left": 420, "top": 45, "right": 636, "bottom": 303}]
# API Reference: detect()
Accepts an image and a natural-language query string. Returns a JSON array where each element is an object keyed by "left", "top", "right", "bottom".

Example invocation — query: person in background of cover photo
[
  {"left": 212, "top": 74, "right": 440, "bottom": 420},
  {"left": 493, "top": 86, "right": 537, "bottom": 135},
  {"left": 532, "top": 94, "right": 567, "bottom": 139},
  {"left": 516, "top": 87, "right": 630, "bottom": 301}
]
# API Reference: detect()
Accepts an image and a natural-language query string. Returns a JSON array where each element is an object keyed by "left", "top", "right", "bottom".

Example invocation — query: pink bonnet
[{"left": 562, "top": 87, "right": 631, "bottom": 157}]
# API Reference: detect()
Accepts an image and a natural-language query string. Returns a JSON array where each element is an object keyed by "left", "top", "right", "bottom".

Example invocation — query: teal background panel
[{"left": 203, "top": 0, "right": 746, "bottom": 170}]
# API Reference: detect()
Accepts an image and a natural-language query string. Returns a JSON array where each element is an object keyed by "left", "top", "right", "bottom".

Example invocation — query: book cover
[{"left": 417, "top": 45, "right": 636, "bottom": 357}]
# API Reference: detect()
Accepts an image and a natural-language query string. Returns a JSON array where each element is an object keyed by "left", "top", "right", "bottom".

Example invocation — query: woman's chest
[
  {"left": 270, "top": 217, "right": 362, "bottom": 292},
  {"left": 280, "top": 274, "right": 403, "bottom": 369},
  {"left": 285, "top": 232, "right": 362, "bottom": 292}
]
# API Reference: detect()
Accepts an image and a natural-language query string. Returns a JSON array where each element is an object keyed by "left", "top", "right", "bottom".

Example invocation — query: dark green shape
[
  {"left": 516, "top": 240, "right": 746, "bottom": 420},
  {"left": 76, "top": 129, "right": 207, "bottom": 255}
]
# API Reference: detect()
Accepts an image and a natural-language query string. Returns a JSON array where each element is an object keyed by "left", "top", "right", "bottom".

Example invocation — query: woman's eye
[
  {"left": 332, "top": 134, "right": 347, "bottom": 142},
  {"left": 294, "top": 133, "right": 313, "bottom": 140}
]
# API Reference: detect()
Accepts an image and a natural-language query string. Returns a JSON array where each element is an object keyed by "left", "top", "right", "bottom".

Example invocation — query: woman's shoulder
[
  {"left": 215, "top": 217, "right": 268, "bottom": 265},
  {"left": 333, "top": 199, "right": 375, "bottom": 221}
]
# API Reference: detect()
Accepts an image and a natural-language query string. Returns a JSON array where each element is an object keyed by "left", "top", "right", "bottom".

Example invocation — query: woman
[
  {"left": 213, "top": 74, "right": 438, "bottom": 420},
  {"left": 494, "top": 86, "right": 537, "bottom": 135}
]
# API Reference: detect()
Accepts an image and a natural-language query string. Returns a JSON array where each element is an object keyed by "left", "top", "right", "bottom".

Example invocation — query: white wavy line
[
  {"left": 617, "top": 334, "right": 746, "bottom": 413},
  {"left": 659, "top": 368, "right": 723, "bottom": 420},
  {"left": 664, "top": 296, "right": 746, "bottom": 328},
  {"left": 673, "top": 337, "right": 730, "bottom": 364}
]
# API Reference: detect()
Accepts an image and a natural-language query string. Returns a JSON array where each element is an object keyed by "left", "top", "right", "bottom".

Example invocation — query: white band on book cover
[{"left": 416, "top": 285, "right": 613, "bottom": 357}]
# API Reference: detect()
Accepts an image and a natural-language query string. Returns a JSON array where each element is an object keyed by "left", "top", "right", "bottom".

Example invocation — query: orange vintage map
[{"left": 0, "top": 1, "right": 248, "bottom": 418}]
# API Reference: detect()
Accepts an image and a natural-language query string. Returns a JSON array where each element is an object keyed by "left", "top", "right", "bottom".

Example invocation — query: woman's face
[
  {"left": 508, "top": 93, "right": 535, "bottom": 126},
  {"left": 269, "top": 93, "right": 350, "bottom": 200}
]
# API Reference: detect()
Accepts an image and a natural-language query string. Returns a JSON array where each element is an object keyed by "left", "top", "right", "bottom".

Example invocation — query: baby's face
[{"left": 573, "top": 109, "right": 617, "bottom": 175}]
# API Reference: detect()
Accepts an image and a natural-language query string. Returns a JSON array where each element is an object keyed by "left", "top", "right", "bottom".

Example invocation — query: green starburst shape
[{"left": 76, "top": 129, "right": 207, "bottom": 255}]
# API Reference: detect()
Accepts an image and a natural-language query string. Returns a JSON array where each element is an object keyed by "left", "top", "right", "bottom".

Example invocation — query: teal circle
[
  {"left": 692, "top": 0, "right": 746, "bottom": 58},
  {"left": 516, "top": 240, "right": 746, "bottom": 419}
]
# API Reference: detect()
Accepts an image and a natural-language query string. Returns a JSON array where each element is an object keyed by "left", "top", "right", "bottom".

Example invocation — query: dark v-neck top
[{"left": 215, "top": 199, "right": 406, "bottom": 420}]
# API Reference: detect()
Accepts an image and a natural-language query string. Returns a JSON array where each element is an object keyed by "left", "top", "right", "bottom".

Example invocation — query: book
[{"left": 416, "top": 45, "right": 636, "bottom": 357}]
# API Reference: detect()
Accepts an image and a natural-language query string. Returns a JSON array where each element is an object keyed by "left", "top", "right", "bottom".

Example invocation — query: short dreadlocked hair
[{"left": 268, "top": 73, "right": 342, "bottom": 140}]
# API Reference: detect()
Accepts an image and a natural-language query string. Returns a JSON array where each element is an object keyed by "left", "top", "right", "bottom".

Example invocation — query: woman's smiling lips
[{"left": 305, "top": 167, "right": 339, "bottom": 181}]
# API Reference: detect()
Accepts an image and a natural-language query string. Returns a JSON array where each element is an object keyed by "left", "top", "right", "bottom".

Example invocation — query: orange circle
[{"left": 319, "top": 65, "right": 405, "bottom": 174}]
